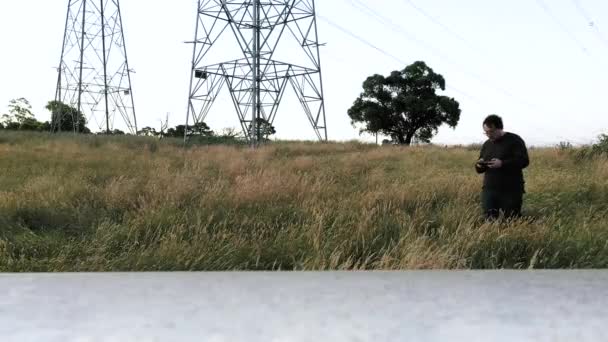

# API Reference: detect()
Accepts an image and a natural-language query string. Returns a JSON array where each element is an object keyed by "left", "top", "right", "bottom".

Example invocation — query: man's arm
[
  {"left": 475, "top": 143, "right": 487, "bottom": 174},
  {"left": 502, "top": 136, "right": 529, "bottom": 170}
]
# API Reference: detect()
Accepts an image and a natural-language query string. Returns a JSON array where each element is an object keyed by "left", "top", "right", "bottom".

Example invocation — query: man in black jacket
[{"left": 475, "top": 115, "right": 529, "bottom": 220}]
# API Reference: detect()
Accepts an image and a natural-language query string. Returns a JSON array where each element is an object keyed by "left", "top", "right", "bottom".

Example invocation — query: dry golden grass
[{"left": 1, "top": 131, "right": 607, "bottom": 271}]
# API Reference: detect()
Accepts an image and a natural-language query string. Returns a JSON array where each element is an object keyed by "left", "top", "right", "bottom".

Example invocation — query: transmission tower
[
  {"left": 54, "top": 0, "right": 137, "bottom": 134},
  {"left": 185, "top": 0, "right": 327, "bottom": 145}
]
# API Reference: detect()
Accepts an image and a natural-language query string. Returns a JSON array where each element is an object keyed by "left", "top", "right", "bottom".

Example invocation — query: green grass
[{"left": 1, "top": 130, "right": 607, "bottom": 271}]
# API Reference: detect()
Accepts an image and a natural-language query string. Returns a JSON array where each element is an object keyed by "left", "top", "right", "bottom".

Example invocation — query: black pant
[{"left": 481, "top": 189, "right": 523, "bottom": 220}]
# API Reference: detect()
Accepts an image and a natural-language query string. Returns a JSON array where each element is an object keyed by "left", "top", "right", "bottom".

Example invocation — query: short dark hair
[{"left": 483, "top": 114, "right": 503, "bottom": 129}]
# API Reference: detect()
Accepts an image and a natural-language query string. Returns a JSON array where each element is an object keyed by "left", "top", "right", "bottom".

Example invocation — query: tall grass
[{"left": 1, "top": 131, "right": 607, "bottom": 271}]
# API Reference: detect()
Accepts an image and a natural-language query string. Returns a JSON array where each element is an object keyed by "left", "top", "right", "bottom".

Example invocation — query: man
[{"left": 475, "top": 115, "right": 529, "bottom": 220}]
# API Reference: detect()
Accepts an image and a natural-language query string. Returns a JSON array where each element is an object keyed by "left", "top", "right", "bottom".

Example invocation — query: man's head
[{"left": 483, "top": 114, "right": 504, "bottom": 141}]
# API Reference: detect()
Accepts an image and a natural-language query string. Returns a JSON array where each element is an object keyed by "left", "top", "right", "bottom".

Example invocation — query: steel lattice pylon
[
  {"left": 185, "top": 0, "right": 327, "bottom": 145},
  {"left": 54, "top": 0, "right": 137, "bottom": 134}
]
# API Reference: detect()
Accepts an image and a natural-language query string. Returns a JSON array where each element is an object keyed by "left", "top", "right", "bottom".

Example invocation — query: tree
[
  {"left": 108, "top": 129, "right": 125, "bottom": 135},
  {"left": 166, "top": 125, "right": 186, "bottom": 138},
  {"left": 348, "top": 61, "right": 461, "bottom": 145},
  {"left": 165, "top": 122, "right": 214, "bottom": 138},
  {"left": 3, "top": 122, "right": 21, "bottom": 130},
  {"left": 19, "top": 118, "right": 43, "bottom": 131},
  {"left": 46, "top": 101, "right": 89, "bottom": 133},
  {"left": 0, "top": 98, "right": 53, "bottom": 132},
  {"left": 249, "top": 118, "right": 276, "bottom": 141},
  {"left": 39, "top": 121, "right": 52, "bottom": 132},
  {"left": 7, "top": 98, "right": 35, "bottom": 126},
  {"left": 2, "top": 98, "right": 37, "bottom": 130},
  {"left": 188, "top": 122, "right": 214, "bottom": 137},
  {"left": 137, "top": 126, "right": 157, "bottom": 136},
  {"left": 94, "top": 129, "right": 125, "bottom": 135}
]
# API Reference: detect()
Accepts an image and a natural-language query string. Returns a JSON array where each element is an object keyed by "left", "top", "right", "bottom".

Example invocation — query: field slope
[{"left": 1, "top": 131, "right": 607, "bottom": 271}]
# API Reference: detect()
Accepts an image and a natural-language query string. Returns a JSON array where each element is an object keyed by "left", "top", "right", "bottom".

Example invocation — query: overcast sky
[{"left": 1, "top": 0, "right": 607, "bottom": 146}]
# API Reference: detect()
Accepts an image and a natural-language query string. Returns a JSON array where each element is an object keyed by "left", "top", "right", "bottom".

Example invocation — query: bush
[
  {"left": 572, "top": 134, "right": 608, "bottom": 161},
  {"left": 557, "top": 141, "right": 573, "bottom": 151},
  {"left": 591, "top": 134, "right": 608, "bottom": 156}
]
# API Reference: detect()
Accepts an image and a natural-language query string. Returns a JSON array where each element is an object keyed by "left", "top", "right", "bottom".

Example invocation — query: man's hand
[
  {"left": 487, "top": 158, "right": 503, "bottom": 169},
  {"left": 475, "top": 158, "right": 486, "bottom": 168}
]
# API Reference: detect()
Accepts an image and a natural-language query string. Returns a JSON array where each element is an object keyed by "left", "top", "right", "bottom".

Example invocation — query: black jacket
[{"left": 475, "top": 132, "right": 529, "bottom": 192}]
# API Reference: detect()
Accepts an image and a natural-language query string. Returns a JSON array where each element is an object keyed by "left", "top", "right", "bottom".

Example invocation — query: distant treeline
[{"left": 1, "top": 98, "right": 276, "bottom": 140}]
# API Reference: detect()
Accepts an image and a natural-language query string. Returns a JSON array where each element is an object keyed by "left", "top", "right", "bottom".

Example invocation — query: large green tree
[
  {"left": 348, "top": 61, "right": 461, "bottom": 145},
  {"left": 46, "top": 101, "right": 89, "bottom": 133}
]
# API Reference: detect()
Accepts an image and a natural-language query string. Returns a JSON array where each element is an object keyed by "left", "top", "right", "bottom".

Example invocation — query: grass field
[{"left": 1, "top": 131, "right": 607, "bottom": 271}]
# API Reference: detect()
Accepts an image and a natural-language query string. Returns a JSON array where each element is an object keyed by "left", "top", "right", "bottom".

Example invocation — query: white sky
[{"left": 1, "top": 0, "right": 607, "bottom": 146}]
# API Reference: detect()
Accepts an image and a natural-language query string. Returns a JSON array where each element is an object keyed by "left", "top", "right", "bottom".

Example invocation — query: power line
[
  {"left": 318, "top": 14, "right": 406, "bottom": 67},
  {"left": 343, "top": 0, "right": 542, "bottom": 111},
  {"left": 535, "top": 0, "right": 590, "bottom": 55},
  {"left": 570, "top": 0, "right": 608, "bottom": 49},
  {"left": 347, "top": 0, "right": 451, "bottom": 62},
  {"left": 403, "top": 0, "right": 484, "bottom": 55},
  {"left": 317, "top": 13, "right": 487, "bottom": 107}
]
